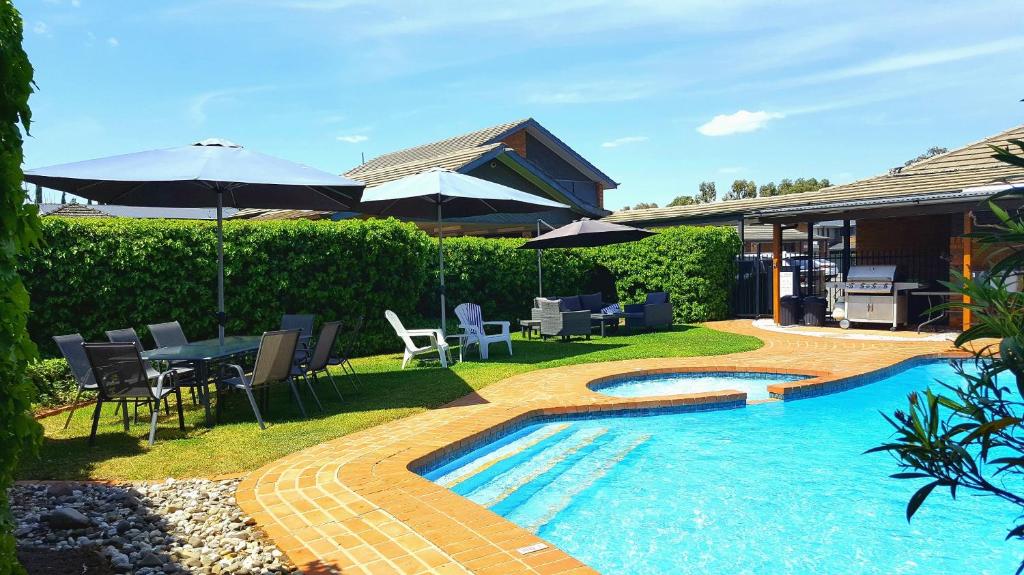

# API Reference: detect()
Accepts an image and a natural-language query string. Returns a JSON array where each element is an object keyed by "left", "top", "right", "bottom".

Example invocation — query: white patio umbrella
[
  {"left": 24, "top": 138, "right": 365, "bottom": 343},
  {"left": 357, "top": 168, "right": 568, "bottom": 332}
]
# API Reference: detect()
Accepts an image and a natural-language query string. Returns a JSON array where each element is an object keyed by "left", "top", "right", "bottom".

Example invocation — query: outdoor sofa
[
  {"left": 533, "top": 298, "right": 591, "bottom": 341},
  {"left": 624, "top": 291, "right": 673, "bottom": 330}
]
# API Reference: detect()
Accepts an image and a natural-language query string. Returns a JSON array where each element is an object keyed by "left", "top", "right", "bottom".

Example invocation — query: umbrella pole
[
  {"left": 217, "top": 191, "right": 225, "bottom": 345},
  {"left": 438, "top": 197, "right": 446, "bottom": 334},
  {"left": 536, "top": 219, "right": 543, "bottom": 297}
]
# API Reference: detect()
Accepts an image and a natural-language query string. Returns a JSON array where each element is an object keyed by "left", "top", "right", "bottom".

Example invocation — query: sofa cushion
[
  {"left": 580, "top": 292, "right": 604, "bottom": 313},
  {"left": 646, "top": 291, "right": 669, "bottom": 305},
  {"left": 558, "top": 295, "right": 582, "bottom": 311}
]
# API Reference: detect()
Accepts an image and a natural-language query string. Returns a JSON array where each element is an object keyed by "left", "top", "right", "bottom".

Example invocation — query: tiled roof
[
  {"left": 345, "top": 143, "right": 505, "bottom": 187},
  {"left": 605, "top": 123, "right": 1024, "bottom": 225},
  {"left": 38, "top": 203, "right": 107, "bottom": 217},
  {"left": 38, "top": 203, "right": 239, "bottom": 220},
  {"left": 346, "top": 120, "right": 527, "bottom": 180}
]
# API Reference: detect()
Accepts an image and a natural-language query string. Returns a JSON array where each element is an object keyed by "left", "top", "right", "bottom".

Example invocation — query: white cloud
[
  {"left": 789, "top": 36, "right": 1024, "bottom": 87},
  {"left": 526, "top": 80, "right": 657, "bottom": 105},
  {"left": 107, "top": 37, "right": 119, "bottom": 47},
  {"left": 697, "top": 110, "right": 784, "bottom": 137},
  {"left": 336, "top": 134, "right": 368, "bottom": 143},
  {"left": 601, "top": 136, "right": 648, "bottom": 148},
  {"left": 32, "top": 22, "right": 50, "bottom": 35}
]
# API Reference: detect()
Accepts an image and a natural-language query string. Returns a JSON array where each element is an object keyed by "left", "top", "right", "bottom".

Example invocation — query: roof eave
[{"left": 490, "top": 119, "right": 617, "bottom": 189}]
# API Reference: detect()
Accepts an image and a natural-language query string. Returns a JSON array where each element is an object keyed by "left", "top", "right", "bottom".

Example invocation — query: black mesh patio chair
[
  {"left": 217, "top": 329, "right": 304, "bottom": 428},
  {"left": 107, "top": 327, "right": 192, "bottom": 418},
  {"left": 53, "top": 333, "right": 98, "bottom": 430},
  {"left": 297, "top": 321, "right": 344, "bottom": 401},
  {"left": 82, "top": 342, "right": 184, "bottom": 446},
  {"left": 328, "top": 316, "right": 363, "bottom": 389},
  {"left": 147, "top": 321, "right": 200, "bottom": 403},
  {"left": 281, "top": 313, "right": 316, "bottom": 365}
]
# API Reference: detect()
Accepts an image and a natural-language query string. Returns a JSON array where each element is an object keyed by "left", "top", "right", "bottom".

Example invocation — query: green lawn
[{"left": 19, "top": 325, "right": 761, "bottom": 480}]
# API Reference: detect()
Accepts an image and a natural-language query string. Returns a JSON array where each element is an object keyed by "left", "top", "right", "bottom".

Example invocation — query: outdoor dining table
[{"left": 142, "top": 335, "right": 261, "bottom": 427}]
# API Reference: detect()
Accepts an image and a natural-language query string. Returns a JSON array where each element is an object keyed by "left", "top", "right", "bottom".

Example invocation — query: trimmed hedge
[
  {"left": 25, "top": 359, "right": 77, "bottom": 409},
  {"left": 24, "top": 217, "right": 739, "bottom": 363},
  {"left": 24, "top": 218, "right": 432, "bottom": 357}
]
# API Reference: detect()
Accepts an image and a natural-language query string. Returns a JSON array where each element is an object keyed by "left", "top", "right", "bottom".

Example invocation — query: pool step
[
  {"left": 436, "top": 423, "right": 570, "bottom": 488},
  {"left": 501, "top": 432, "right": 650, "bottom": 532},
  {"left": 458, "top": 427, "right": 609, "bottom": 507}
]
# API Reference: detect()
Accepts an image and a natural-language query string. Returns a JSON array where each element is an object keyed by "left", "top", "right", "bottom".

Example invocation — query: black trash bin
[
  {"left": 802, "top": 296, "right": 827, "bottom": 327},
  {"left": 779, "top": 295, "right": 801, "bottom": 326}
]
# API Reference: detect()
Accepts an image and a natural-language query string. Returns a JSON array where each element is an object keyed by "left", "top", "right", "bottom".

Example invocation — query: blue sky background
[{"left": 19, "top": 0, "right": 1024, "bottom": 208}]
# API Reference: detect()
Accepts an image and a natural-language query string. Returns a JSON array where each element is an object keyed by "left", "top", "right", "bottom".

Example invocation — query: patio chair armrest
[
  {"left": 482, "top": 321, "right": 510, "bottom": 335},
  {"left": 154, "top": 369, "right": 176, "bottom": 398},
  {"left": 623, "top": 303, "right": 645, "bottom": 313}
]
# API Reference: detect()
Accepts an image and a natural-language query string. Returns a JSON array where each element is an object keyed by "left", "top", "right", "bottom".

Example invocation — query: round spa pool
[{"left": 592, "top": 371, "right": 811, "bottom": 401}]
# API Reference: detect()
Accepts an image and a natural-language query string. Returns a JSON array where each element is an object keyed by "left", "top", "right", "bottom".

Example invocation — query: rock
[
  {"left": 115, "top": 520, "right": 131, "bottom": 534},
  {"left": 46, "top": 507, "right": 90, "bottom": 529},
  {"left": 138, "top": 551, "right": 164, "bottom": 567},
  {"left": 46, "top": 483, "right": 75, "bottom": 498}
]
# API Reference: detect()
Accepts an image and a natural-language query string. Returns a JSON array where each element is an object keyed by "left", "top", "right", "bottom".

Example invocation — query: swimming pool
[
  {"left": 592, "top": 371, "right": 810, "bottom": 401},
  {"left": 422, "top": 359, "right": 1021, "bottom": 574}
]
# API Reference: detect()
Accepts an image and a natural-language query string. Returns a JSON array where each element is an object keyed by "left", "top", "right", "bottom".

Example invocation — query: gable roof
[
  {"left": 605, "top": 123, "right": 1024, "bottom": 226},
  {"left": 345, "top": 118, "right": 616, "bottom": 190},
  {"left": 38, "top": 203, "right": 239, "bottom": 220}
]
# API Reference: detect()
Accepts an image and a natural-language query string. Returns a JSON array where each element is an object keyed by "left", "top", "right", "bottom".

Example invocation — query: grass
[{"left": 19, "top": 325, "right": 761, "bottom": 481}]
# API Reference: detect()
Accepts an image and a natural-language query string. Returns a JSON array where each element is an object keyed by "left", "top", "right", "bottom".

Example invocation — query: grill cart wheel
[{"left": 840, "top": 319, "right": 851, "bottom": 329}]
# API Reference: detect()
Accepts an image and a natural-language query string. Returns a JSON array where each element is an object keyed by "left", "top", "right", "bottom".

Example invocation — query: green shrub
[
  {"left": 23, "top": 217, "right": 739, "bottom": 362},
  {"left": 0, "top": 2, "right": 41, "bottom": 572},
  {"left": 599, "top": 225, "right": 740, "bottom": 322},
  {"left": 24, "top": 359, "right": 77, "bottom": 409},
  {"left": 24, "top": 217, "right": 432, "bottom": 357}
]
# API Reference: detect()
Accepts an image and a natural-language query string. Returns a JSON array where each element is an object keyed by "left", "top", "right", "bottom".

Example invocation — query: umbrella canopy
[
  {"left": 358, "top": 167, "right": 567, "bottom": 217},
  {"left": 24, "top": 138, "right": 363, "bottom": 209},
  {"left": 24, "top": 139, "right": 365, "bottom": 343},
  {"left": 520, "top": 219, "right": 656, "bottom": 249},
  {"left": 358, "top": 168, "right": 568, "bottom": 332},
  {"left": 519, "top": 219, "right": 657, "bottom": 298}
]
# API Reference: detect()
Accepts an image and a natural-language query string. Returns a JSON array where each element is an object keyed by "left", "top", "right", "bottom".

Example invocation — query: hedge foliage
[
  {"left": 0, "top": 3, "right": 40, "bottom": 573},
  {"left": 24, "top": 218, "right": 432, "bottom": 358},
  {"left": 26, "top": 216, "right": 739, "bottom": 365},
  {"left": 24, "top": 359, "right": 76, "bottom": 408}
]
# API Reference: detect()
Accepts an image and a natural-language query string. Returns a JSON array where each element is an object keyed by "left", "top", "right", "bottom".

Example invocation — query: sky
[{"left": 19, "top": 0, "right": 1024, "bottom": 208}]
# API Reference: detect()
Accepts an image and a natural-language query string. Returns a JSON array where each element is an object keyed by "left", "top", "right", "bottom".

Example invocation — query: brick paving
[{"left": 237, "top": 320, "right": 967, "bottom": 574}]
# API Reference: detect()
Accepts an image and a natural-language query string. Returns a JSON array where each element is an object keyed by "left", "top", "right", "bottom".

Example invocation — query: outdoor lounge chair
[
  {"left": 536, "top": 298, "right": 591, "bottom": 341},
  {"left": 82, "top": 342, "right": 185, "bottom": 446},
  {"left": 107, "top": 327, "right": 191, "bottom": 416},
  {"left": 454, "top": 303, "right": 512, "bottom": 360},
  {"left": 385, "top": 310, "right": 449, "bottom": 369},
  {"left": 218, "top": 329, "right": 304, "bottom": 429},
  {"left": 624, "top": 291, "right": 674, "bottom": 330},
  {"left": 281, "top": 313, "right": 316, "bottom": 364},
  {"left": 53, "top": 333, "right": 98, "bottom": 430}
]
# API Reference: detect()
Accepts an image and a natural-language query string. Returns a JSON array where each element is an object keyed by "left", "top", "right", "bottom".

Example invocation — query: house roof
[
  {"left": 345, "top": 118, "right": 616, "bottom": 189},
  {"left": 38, "top": 203, "right": 239, "bottom": 220},
  {"left": 605, "top": 123, "right": 1024, "bottom": 226}
]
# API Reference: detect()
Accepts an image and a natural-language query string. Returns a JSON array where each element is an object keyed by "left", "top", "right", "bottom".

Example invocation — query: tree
[
  {"left": 758, "top": 182, "right": 778, "bottom": 197},
  {"left": 904, "top": 146, "right": 948, "bottom": 167},
  {"left": 869, "top": 139, "right": 1024, "bottom": 570},
  {"left": 0, "top": 2, "right": 41, "bottom": 573},
  {"left": 694, "top": 181, "right": 716, "bottom": 204},
  {"left": 777, "top": 177, "right": 830, "bottom": 195},
  {"left": 632, "top": 202, "right": 658, "bottom": 210},
  {"left": 667, "top": 195, "right": 696, "bottom": 207},
  {"left": 723, "top": 179, "right": 757, "bottom": 201}
]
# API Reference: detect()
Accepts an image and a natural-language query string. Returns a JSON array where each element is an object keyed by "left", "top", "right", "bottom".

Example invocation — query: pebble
[{"left": 10, "top": 478, "right": 299, "bottom": 574}]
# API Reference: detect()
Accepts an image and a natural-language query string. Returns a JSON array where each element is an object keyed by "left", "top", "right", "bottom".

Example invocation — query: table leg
[{"left": 197, "top": 361, "right": 213, "bottom": 427}]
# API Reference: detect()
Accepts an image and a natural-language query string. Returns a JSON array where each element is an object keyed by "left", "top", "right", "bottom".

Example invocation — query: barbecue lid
[{"left": 847, "top": 265, "right": 898, "bottom": 281}]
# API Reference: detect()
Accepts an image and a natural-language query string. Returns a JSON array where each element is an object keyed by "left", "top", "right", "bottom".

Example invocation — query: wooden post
[
  {"left": 772, "top": 223, "right": 782, "bottom": 324},
  {"left": 963, "top": 211, "right": 973, "bottom": 330}
]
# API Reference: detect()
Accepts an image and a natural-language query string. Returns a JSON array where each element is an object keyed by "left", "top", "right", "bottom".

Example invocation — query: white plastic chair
[
  {"left": 454, "top": 303, "right": 512, "bottom": 360},
  {"left": 385, "top": 310, "right": 450, "bottom": 369}
]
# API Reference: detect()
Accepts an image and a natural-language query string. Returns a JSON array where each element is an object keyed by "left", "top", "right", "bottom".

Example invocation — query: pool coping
[{"left": 235, "top": 320, "right": 973, "bottom": 575}]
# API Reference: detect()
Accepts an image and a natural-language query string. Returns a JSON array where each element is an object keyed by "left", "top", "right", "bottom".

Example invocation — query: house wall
[
  {"left": 856, "top": 214, "right": 950, "bottom": 255},
  {"left": 467, "top": 160, "right": 547, "bottom": 198},
  {"left": 520, "top": 132, "right": 600, "bottom": 207}
]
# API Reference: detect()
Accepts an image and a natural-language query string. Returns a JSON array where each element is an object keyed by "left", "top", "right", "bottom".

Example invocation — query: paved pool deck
[{"left": 236, "top": 320, "right": 968, "bottom": 575}]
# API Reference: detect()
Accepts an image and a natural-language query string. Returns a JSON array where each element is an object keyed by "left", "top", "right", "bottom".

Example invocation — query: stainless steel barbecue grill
[{"left": 832, "top": 265, "right": 921, "bottom": 330}]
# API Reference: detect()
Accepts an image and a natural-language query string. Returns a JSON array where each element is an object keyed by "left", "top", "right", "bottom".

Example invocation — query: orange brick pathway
[{"left": 237, "top": 320, "right": 965, "bottom": 575}]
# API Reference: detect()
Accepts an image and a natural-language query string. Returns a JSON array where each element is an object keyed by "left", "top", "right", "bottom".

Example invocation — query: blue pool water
[
  {"left": 594, "top": 371, "right": 809, "bottom": 401},
  {"left": 423, "top": 360, "right": 1022, "bottom": 574}
]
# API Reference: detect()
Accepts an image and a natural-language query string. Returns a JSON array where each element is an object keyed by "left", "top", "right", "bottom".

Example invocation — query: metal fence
[{"left": 734, "top": 249, "right": 951, "bottom": 319}]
